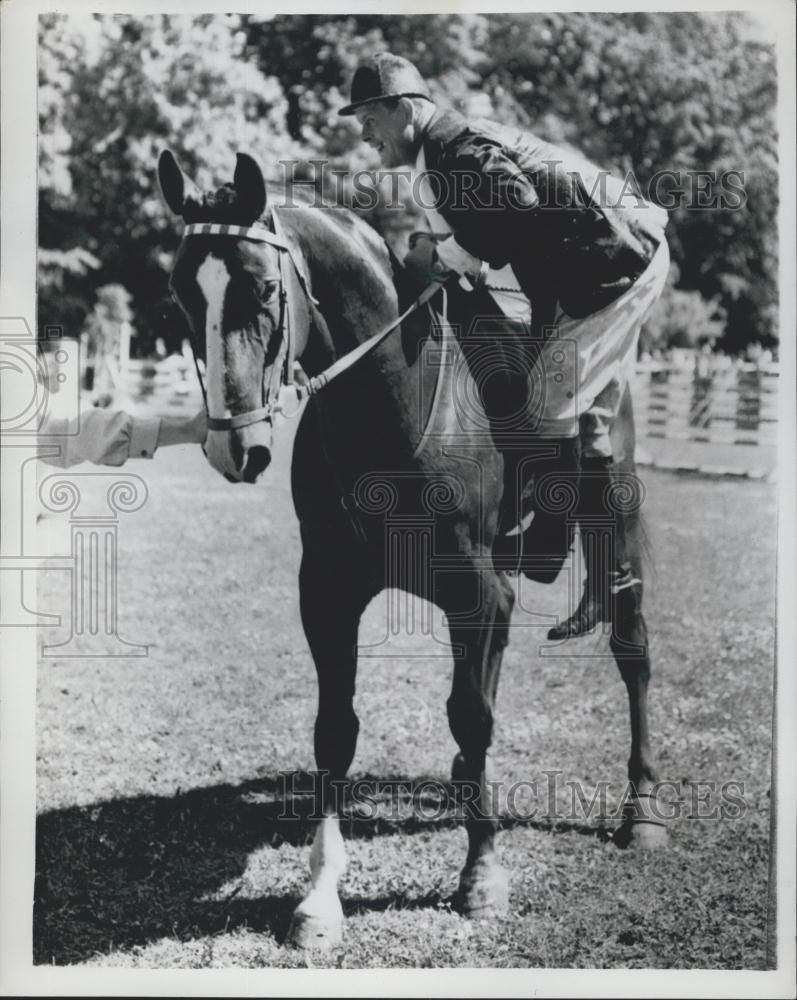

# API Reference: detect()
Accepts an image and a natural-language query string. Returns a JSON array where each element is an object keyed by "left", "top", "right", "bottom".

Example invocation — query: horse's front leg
[
  {"left": 288, "top": 813, "right": 347, "bottom": 949},
  {"left": 288, "top": 541, "right": 376, "bottom": 949},
  {"left": 442, "top": 563, "right": 515, "bottom": 916}
]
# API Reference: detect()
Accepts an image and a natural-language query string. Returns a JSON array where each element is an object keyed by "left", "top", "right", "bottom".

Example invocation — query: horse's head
[{"left": 158, "top": 149, "right": 289, "bottom": 484}]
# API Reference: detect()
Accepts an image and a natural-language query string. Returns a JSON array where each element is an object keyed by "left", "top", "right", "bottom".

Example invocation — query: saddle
[{"left": 416, "top": 275, "right": 573, "bottom": 567}]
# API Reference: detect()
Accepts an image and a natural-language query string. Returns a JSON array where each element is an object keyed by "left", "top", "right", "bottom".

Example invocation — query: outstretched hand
[
  {"left": 156, "top": 408, "right": 208, "bottom": 448},
  {"left": 187, "top": 407, "right": 208, "bottom": 444}
]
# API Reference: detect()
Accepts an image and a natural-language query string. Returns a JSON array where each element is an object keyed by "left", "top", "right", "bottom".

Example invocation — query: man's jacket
[{"left": 419, "top": 110, "right": 667, "bottom": 330}]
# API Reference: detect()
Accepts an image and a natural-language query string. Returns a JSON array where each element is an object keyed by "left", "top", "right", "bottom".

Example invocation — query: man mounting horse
[
  {"left": 156, "top": 53, "right": 670, "bottom": 946},
  {"left": 339, "top": 52, "right": 669, "bottom": 639}
]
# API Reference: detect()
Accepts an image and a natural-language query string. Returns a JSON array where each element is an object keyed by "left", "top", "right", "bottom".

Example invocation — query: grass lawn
[{"left": 34, "top": 422, "right": 776, "bottom": 968}]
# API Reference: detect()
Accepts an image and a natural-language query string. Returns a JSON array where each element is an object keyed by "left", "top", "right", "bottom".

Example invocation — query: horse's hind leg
[
  {"left": 610, "top": 513, "right": 668, "bottom": 850},
  {"left": 288, "top": 541, "right": 376, "bottom": 949},
  {"left": 443, "top": 565, "right": 515, "bottom": 916}
]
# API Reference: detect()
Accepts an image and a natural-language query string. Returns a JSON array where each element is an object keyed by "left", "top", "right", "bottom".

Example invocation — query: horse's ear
[
  {"left": 233, "top": 153, "right": 267, "bottom": 221},
  {"left": 158, "top": 149, "right": 201, "bottom": 217}
]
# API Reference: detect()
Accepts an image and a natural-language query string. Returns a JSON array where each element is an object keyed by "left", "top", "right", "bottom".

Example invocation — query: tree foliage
[
  {"left": 39, "top": 13, "right": 303, "bottom": 354},
  {"left": 38, "top": 12, "right": 778, "bottom": 355}
]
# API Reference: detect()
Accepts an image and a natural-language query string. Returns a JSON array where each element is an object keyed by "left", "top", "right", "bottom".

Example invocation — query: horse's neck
[
  {"left": 290, "top": 209, "right": 398, "bottom": 358},
  {"left": 288, "top": 209, "right": 438, "bottom": 459}
]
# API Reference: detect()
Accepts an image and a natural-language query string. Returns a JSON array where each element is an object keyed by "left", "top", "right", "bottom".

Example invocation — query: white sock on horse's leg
[
  {"left": 288, "top": 815, "right": 347, "bottom": 949},
  {"left": 309, "top": 814, "right": 347, "bottom": 885}
]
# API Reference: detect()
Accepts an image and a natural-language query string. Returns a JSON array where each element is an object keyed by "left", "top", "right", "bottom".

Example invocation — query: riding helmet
[{"left": 338, "top": 53, "right": 432, "bottom": 116}]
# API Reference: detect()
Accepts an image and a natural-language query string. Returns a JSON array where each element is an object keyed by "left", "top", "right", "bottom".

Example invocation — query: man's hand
[
  {"left": 408, "top": 231, "right": 449, "bottom": 250},
  {"left": 156, "top": 408, "right": 207, "bottom": 448},
  {"left": 186, "top": 407, "right": 208, "bottom": 444},
  {"left": 403, "top": 236, "right": 450, "bottom": 288}
]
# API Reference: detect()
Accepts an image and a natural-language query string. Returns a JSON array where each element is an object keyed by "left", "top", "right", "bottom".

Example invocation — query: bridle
[
  {"left": 179, "top": 211, "right": 447, "bottom": 432},
  {"left": 181, "top": 211, "right": 315, "bottom": 431}
]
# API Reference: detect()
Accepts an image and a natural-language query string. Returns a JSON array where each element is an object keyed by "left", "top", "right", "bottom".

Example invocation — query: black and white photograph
[{"left": 1, "top": 1, "right": 795, "bottom": 995}]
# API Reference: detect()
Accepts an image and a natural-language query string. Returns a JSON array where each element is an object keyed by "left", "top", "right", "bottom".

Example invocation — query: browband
[{"left": 183, "top": 222, "right": 290, "bottom": 248}]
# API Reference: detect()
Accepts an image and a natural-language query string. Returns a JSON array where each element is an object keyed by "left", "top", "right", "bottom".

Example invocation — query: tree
[
  {"left": 479, "top": 12, "right": 778, "bottom": 348},
  {"left": 38, "top": 12, "right": 779, "bottom": 355},
  {"left": 641, "top": 283, "right": 727, "bottom": 353},
  {"left": 38, "top": 13, "right": 303, "bottom": 354}
]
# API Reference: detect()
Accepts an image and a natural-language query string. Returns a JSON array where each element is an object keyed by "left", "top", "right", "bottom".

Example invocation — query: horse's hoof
[
  {"left": 456, "top": 859, "right": 510, "bottom": 918},
  {"left": 614, "top": 820, "right": 668, "bottom": 850},
  {"left": 287, "top": 909, "right": 343, "bottom": 950}
]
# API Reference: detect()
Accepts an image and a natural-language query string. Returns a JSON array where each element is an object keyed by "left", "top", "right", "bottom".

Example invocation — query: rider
[{"left": 338, "top": 52, "right": 669, "bottom": 639}]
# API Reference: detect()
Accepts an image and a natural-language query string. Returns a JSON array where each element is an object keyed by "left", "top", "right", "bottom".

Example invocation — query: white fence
[
  {"left": 633, "top": 361, "right": 778, "bottom": 448},
  {"left": 104, "top": 343, "right": 204, "bottom": 414},
  {"left": 103, "top": 349, "right": 779, "bottom": 453}
]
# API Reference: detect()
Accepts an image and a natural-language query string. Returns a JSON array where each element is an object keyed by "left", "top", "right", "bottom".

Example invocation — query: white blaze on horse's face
[
  {"left": 196, "top": 255, "right": 235, "bottom": 478},
  {"left": 196, "top": 257, "right": 228, "bottom": 434},
  {"left": 195, "top": 252, "right": 275, "bottom": 484}
]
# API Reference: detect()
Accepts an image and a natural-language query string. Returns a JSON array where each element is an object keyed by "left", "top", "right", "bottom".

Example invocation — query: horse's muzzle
[
  {"left": 241, "top": 444, "right": 271, "bottom": 484},
  {"left": 205, "top": 427, "right": 272, "bottom": 484}
]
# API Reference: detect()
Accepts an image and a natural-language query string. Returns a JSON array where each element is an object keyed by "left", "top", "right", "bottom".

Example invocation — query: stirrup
[{"left": 610, "top": 569, "right": 642, "bottom": 595}]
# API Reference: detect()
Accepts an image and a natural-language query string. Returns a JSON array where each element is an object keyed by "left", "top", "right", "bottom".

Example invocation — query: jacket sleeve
[
  {"left": 436, "top": 135, "right": 541, "bottom": 268},
  {"left": 38, "top": 407, "right": 161, "bottom": 468},
  {"left": 434, "top": 235, "right": 481, "bottom": 276}
]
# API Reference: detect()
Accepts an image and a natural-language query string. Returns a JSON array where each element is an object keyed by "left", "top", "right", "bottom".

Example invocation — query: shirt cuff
[
  {"left": 128, "top": 415, "right": 161, "bottom": 460},
  {"left": 435, "top": 236, "right": 481, "bottom": 276}
]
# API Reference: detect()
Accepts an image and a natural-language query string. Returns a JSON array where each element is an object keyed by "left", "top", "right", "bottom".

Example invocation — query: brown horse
[{"left": 158, "top": 149, "right": 666, "bottom": 948}]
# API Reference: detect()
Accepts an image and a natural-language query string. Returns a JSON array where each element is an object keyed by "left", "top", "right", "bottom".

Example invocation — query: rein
[{"left": 180, "top": 214, "right": 444, "bottom": 430}]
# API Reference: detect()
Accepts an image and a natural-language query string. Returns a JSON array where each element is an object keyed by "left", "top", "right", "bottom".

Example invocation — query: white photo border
[{"left": 1, "top": 1, "right": 794, "bottom": 996}]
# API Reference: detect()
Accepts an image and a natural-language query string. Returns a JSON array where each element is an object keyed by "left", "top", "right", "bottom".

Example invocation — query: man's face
[{"left": 355, "top": 101, "right": 413, "bottom": 168}]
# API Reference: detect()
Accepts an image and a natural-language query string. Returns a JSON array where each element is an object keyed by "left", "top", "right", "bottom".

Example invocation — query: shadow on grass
[{"left": 34, "top": 771, "right": 607, "bottom": 965}]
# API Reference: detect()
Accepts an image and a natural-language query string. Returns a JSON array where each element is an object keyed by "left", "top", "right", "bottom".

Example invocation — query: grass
[{"left": 34, "top": 420, "right": 776, "bottom": 968}]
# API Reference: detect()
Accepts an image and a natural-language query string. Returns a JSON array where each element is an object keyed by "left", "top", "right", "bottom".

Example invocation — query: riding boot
[
  {"left": 515, "top": 436, "right": 582, "bottom": 583},
  {"left": 547, "top": 455, "right": 639, "bottom": 640}
]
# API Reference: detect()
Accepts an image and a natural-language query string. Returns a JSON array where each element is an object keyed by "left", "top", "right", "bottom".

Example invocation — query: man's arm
[
  {"left": 434, "top": 237, "right": 483, "bottom": 283},
  {"left": 38, "top": 407, "right": 206, "bottom": 468},
  {"left": 436, "top": 136, "right": 540, "bottom": 269}
]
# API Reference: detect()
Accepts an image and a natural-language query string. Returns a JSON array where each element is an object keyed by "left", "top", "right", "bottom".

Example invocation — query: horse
[{"left": 157, "top": 149, "right": 666, "bottom": 949}]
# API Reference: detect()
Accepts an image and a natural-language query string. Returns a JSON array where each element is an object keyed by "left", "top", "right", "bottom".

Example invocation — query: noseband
[{"left": 181, "top": 213, "right": 315, "bottom": 431}]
